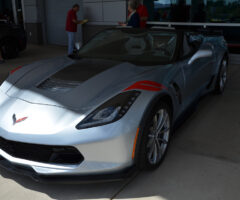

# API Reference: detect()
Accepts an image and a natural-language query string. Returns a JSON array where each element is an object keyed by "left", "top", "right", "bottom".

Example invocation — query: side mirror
[
  {"left": 188, "top": 35, "right": 203, "bottom": 47},
  {"left": 188, "top": 49, "right": 213, "bottom": 65}
]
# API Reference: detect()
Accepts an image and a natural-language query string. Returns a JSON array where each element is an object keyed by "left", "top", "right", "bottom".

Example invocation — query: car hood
[{"left": 4, "top": 56, "right": 170, "bottom": 111}]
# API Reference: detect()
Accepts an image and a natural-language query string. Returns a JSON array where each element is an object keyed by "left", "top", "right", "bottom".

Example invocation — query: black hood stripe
[{"left": 49, "top": 58, "right": 121, "bottom": 83}]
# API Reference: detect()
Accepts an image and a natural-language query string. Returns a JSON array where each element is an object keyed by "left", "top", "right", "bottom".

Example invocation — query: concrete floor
[{"left": 0, "top": 45, "right": 240, "bottom": 200}]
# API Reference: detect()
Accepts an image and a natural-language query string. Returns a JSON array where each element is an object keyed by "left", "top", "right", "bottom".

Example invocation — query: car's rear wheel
[
  {"left": 215, "top": 57, "right": 228, "bottom": 94},
  {"left": 136, "top": 101, "right": 172, "bottom": 170},
  {"left": 0, "top": 39, "right": 19, "bottom": 59}
]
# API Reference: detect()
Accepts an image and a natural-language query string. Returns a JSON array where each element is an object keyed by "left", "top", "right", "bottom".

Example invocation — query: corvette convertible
[{"left": 0, "top": 28, "right": 228, "bottom": 182}]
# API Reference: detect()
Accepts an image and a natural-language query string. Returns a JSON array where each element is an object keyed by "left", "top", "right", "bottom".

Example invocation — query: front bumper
[
  {"left": 0, "top": 123, "right": 137, "bottom": 179},
  {"left": 0, "top": 115, "right": 142, "bottom": 180},
  {"left": 0, "top": 155, "right": 136, "bottom": 183},
  {"left": 0, "top": 128, "right": 137, "bottom": 182}
]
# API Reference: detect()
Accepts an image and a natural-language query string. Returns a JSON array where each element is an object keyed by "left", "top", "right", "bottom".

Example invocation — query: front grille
[{"left": 0, "top": 137, "right": 84, "bottom": 165}]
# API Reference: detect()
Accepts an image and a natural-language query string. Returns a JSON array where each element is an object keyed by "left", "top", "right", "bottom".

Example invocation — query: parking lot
[{"left": 0, "top": 45, "right": 240, "bottom": 200}]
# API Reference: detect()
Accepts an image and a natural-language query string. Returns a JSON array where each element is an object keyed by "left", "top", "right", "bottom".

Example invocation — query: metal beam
[{"left": 147, "top": 21, "right": 240, "bottom": 27}]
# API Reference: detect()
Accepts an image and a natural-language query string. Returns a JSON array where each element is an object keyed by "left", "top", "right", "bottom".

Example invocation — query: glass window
[
  {"left": 151, "top": 0, "right": 240, "bottom": 23},
  {"left": 79, "top": 29, "right": 177, "bottom": 65}
]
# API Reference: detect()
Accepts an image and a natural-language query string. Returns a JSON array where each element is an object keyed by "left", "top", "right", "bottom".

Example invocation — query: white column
[{"left": 11, "top": 0, "right": 18, "bottom": 24}]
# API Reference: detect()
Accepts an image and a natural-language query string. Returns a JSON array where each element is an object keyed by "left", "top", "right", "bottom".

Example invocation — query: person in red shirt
[
  {"left": 136, "top": 0, "right": 149, "bottom": 28},
  {"left": 66, "top": 4, "right": 88, "bottom": 57}
]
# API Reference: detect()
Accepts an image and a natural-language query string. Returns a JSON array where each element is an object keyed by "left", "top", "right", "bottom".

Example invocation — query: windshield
[{"left": 78, "top": 29, "right": 178, "bottom": 65}]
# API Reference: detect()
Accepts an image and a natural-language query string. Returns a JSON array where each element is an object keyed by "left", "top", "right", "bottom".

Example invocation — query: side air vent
[
  {"left": 171, "top": 82, "right": 182, "bottom": 104},
  {"left": 38, "top": 78, "right": 81, "bottom": 92}
]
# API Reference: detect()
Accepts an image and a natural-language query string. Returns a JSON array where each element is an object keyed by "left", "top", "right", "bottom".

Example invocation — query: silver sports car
[{"left": 0, "top": 28, "right": 228, "bottom": 182}]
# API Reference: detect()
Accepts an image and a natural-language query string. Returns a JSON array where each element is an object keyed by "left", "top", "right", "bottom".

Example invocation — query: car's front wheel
[{"left": 136, "top": 101, "right": 172, "bottom": 170}]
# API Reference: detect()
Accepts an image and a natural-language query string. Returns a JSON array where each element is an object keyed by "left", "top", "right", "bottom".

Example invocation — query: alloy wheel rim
[
  {"left": 147, "top": 109, "right": 170, "bottom": 165},
  {"left": 220, "top": 60, "right": 227, "bottom": 91}
]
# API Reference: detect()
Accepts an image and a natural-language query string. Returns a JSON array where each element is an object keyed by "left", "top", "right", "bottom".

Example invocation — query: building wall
[
  {"left": 82, "top": 0, "right": 127, "bottom": 42},
  {"left": 22, "top": 0, "right": 127, "bottom": 44},
  {"left": 23, "top": 0, "right": 45, "bottom": 44},
  {"left": 83, "top": 0, "right": 126, "bottom": 23},
  {"left": 20, "top": 0, "right": 240, "bottom": 46},
  {"left": 44, "top": 0, "right": 83, "bottom": 46}
]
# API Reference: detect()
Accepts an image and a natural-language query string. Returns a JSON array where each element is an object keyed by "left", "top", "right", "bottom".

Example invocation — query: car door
[
  {"left": 182, "top": 44, "right": 214, "bottom": 107},
  {"left": 196, "top": 43, "right": 216, "bottom": 85}
]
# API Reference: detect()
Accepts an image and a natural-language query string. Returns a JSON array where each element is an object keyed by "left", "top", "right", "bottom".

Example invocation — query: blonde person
[{"left": 119, "top": 0, "right": 140, "bottom": 28}]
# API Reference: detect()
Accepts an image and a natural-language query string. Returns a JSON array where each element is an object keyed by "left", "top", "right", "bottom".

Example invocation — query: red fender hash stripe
[
  {"left": 10, "top": 66, "right": 22, "bottom": 74},
  {"left": 123, "top": 80, "right": 167, "bottom": 92},
  {"left": 15, "top": 117, "right": 28, "bottom": 124}
]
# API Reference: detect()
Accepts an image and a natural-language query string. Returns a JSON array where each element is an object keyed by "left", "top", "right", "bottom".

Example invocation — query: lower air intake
[{"left": 0, "top": 137, "right": 84, "bottom": 165}]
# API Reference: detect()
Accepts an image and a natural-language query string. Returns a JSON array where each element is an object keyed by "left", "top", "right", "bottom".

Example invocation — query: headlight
[{"left": 76, "top": 91, "right": 141, "bottom": 129}]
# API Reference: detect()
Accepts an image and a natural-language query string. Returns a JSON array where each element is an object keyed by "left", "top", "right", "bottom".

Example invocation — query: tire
[
  {"left": 0, "top": 39, "right": 19, "bottom": 59},
  {"left": 215, "top": 57, "right": 228, "bottom": 94},
  {"left": 136, "top": 101, "right": 172, "bottom": 170}
]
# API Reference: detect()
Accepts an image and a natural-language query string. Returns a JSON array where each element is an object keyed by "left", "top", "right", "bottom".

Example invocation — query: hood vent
[
  {"left": 37, "top": 78, "right": 81, "bottom": 92},
  {"left": 37, "top": 58, "right": 120, "bottom": 93}
]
